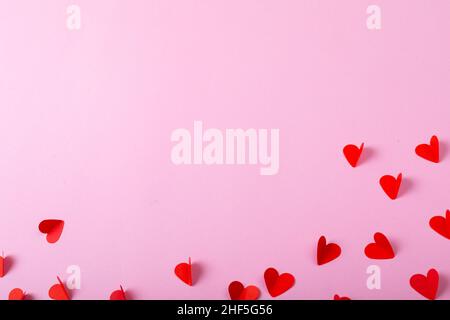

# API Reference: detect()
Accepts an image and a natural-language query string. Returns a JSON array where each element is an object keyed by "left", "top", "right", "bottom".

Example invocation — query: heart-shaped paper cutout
[
  {"left": 379, "top": 173, "right": 402, "bottom": 200},
  {"left": 0, "top": 255, "right": 4, "bottom": 278},
  {"left": 317, "top": 236, "right": 341, "bottom": 265},
  {"left": 264, "top": 267, "right": 295, "bottom": 297},
  {"left": 416, "top": 135, "right": 440, "bottom": 163},
  {"left": 228, "top": 281, "right": 260, "bottom": 300},
  {"left": 39, "top": 220, "right": 64, "bottom": 244},
  {"left": 110, "top": 286, "right": 127, "bottom": 300},
  {"left": 333, "top": 294, "right": 351, "bottom": 300},
  {"left": 9, "top": 288, "right": 26, "bottom": 300},
  {"left": 48, "top": 277, "right": 70, "bottom": 300},
  {"left": 174, "top": 258, "right": 193, "bottom": 286},
  {"left": 410, "top": 268, "right": 439, "bottom": 300},
  {"left": 430, "top": 210, "right": 450, "bottom": 240},
  {"left": 364, "top": 232, "right": 395, "bottom": 259},
  {"left": 343, "top": 143, "right": 364, "bottom": 167}
]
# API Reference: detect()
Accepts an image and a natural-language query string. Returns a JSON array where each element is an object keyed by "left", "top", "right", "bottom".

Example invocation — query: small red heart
[
  {"left": 379, "top": 173, "right": 402, "bottom": 200},
  {"left": 333, "top": 294, "right": 351, "bottom": 300},
  {"left": 364, "top": 232, "right": 395, "bottom": 259},
  {"left": 174, "top": 258, "right": 193, "bottom": 286},
  {"left": 110, "top": 286, "right": 127, "bottom": 300},
  {"left": 39, "top": 219, "right": 64, "bottom": 243},
  {"left": 264, "top": 267, "right": 295, "bottom": 297},
  {"left": 228, "top": 281, "right": 260, "bottom": 300},
  {"left": 430, "top": 210, "right": 450, "bottom": 240},
  {"left": 9, "top": 288, "right": 26, "bottom": 300},
  {"left": 343, "top": 143, "right": 364, "bottom": 167},
  {"left": 0, "top": 255, "right": 5, "bottom": 278},
  {"left": 410, "top": 268, "right": 439, "bottom": 300},
  {"left": 48, "top": 277, "right": 70, "bottom": 300},
  {"left": 317, "top": 236, "right": 341, "bottom": 265},
  {"left": 416, "top": 136, "right": 440, "bottom": 163}
]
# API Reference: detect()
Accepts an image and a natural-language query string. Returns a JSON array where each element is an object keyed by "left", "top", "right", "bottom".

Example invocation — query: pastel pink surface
[{"left": 0, "top": 1, "right": 449, "bottom": 299}]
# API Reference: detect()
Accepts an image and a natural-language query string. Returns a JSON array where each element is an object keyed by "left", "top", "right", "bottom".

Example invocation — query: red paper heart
[
  {"left": 110, "top": 286, "right": 127, "bottom": 300},
  {"left": 379, "top": 173, "right": 402, "bottom": 200},
  {"left": 343, "top": 143, "right": 364, "bottom": 167},
  {"left": 317, "top": 236, "right": 341, "bottom": 265},
  {"left": 364, "top": 232, "right": 395, "bottom": 259},
  {"left": 228, "top": 281, "right": 260, "bottom": 300},
  {"left": 416, "top": 135, "right": 440, "bottom": 163},
  {"left": 0, "top": 255, "right": 4, "bottom": 278},
  {"left": 39, "top": 220, "right": 64, "bottom": 243},
  {"left": 264, "top": 267, "right": 295, "bottom": 297},
  {"left": 48, "top": 277, "right": 70, "bottom": 300},
  {"left": 9, "top": 288, "right": 26, "bottom": 300},
  {"left": 410, "top": 269, "right": 439, "bottom": 300},
  {"left": 174, "top": 258, "right": 193, "bottom": 286},
  {"left": 430, "top": 210, "right": 450, "bottom": 240},
  {"left": 333, "top": 294, "right": 351, "bottom": 300}
]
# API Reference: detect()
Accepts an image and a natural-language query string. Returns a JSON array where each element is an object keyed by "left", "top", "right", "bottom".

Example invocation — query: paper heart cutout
[
  {"left": 39, "top": 219, "right": 64, "bottom": 244},
  {"left": 228, "top": 281, "right": 260, "bottom": 300},
  {"left": 430, "top": 210, "right": 450, "bottom": 240},
  {"left": 379, "top": 173, "right": 402, "bottom": 200},
  {"left": 317, "top": 236, "right": 341, "bottom": 265},
  {"left": 343, "top": 143, "right": 364, "bottom": 168},
  {"left": 264, "top": 267, "right": 295, "bottom": 297},
  {"left": 0, "top": 255, "right": 4, "bottom": 278},
  {"left": 110, "top": 286, "right": 127, "bottom": 300},
  {"left": 9, "top": 288, "right": 26, "bottom": 300},
  {"left": 410, "top": 268, "right": 439, "bottom": 300},
  {"left": 364, "top": 232, "right": 395, "bottom": 260},
  {"left": 333, "top": 294, "right": 351, "bottom": 300},
  {"left": 174, "top": 258, "right": 193, "bottom": 286},
  {"left": 416, "top": 135, "right": 440, "bottom": 163},
  {"left": 49, "top": 277, "right": 70, "bottom": 300}
]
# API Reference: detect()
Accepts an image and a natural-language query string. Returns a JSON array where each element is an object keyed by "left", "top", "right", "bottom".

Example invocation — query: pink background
[{"left": 0, "top": 0, "right": 449, "bottom": 300}]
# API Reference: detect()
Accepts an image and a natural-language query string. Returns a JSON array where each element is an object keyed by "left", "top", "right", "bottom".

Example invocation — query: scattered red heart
[
  {"left": 48, "top": 277, "right": 70, "bottom": 300},
  {"left": 175, "top": 257, "right": 193, "bottom": 286},
  {"left": 379, "top": 173, "right": 402, "bottom": 200},
  {"left": 110, "top": 285, "right": 127, "bottom": 300},
  {"left": 333, "top": 294, "right": 351, "bottom": 300},
  {"left": 415, "top": 135, "right": 440, "bottom": 163},
  {"left": 228, "top": 281, "right": 260, "bottom": 300},
  {"left": 39, "top": 219, "right": 65, "bottom": 244},
  {"left": 343, "top": 143, "right": 364, "bottom": 168},
  {"left": 364, "top": 232, "right": 395, "bottom": 260},
  {"left": 0, "top": 254, "right": 5, "bottom": 278},
  {"left": 429, "top": 210, "right": 450, "bottom": 240},
  {"left": 9, "top": 288, "right": 26, "bottom": 300},
  {"left": 264, "top": 267, "right": 295, "bottom": 297},
  {"left": 410, "top": 268, "right": 439, "bottom": 300},
  {"left": 317, "top": 236, "right": 341, "bottom": 266}
]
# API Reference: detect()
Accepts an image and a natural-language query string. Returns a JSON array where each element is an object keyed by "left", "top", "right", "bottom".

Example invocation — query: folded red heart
[
  {"left": 228, "top": 281, "right": 260, "bottom": 300},
  {"left": 379, "top": 173, "right": 402, "bottom": 200},
  {"left": 410, "top": 268, "right": 439, "bottom": 300},
  {"left": 264, "top": 267, "right": 295, "bottom": 297},
  {"left": 416, "top": 135, "right": 440, "bottom": 163},
  {"left": 174, "top": 258, "right": 193, "bottom": 286},
  {"left": 0, "top": 255, "right": 5, "bottom": 278},
  {"left": 9, "top": 288, "right": 26, "bottom": 300},
  {"left": 317, "top": 236, "right": 341, "bottom": 265},
  {"left": 343, "top": 143, "right": 364, "bottom": 168},
  {"left": 48, "top": 277, "right": 70, "bottom": 300},
  {"left": 364, "top": 232, "right": 395, "bottom": 260},
  {"left": 429, "top": 210, "right": 450, "bottom": 240},
  {"left": 110, "top": 286, "right": 127, "bottom": 300},
  {"left": 333, "top": 294, "right": 351, "bottom": 300},
  {"left": 39, "top": 219, "right": 65, "bottom": 244}
]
